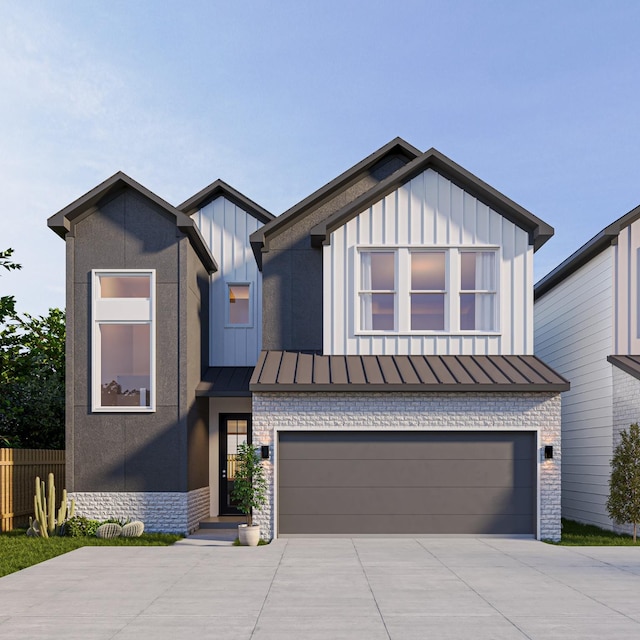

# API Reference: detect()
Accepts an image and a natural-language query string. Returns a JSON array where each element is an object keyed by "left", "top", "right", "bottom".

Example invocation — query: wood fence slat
[{"left": 0, "top": 449, "right": 66, "bottom": 531}]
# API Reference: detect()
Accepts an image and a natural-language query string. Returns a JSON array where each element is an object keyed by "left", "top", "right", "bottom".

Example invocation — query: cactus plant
[
  {"left": 95, "top": 522, "right": 123, "bottom": 539},
  {"left": 121, "top": 521, "right": 145, "bottom": 538},
  {"left": 32, "top": 473, "right": 76, "bottom": 538}
]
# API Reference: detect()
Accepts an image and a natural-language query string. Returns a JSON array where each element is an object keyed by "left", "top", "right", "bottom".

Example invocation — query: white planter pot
[{"left": 238, "top": 524, "right": 260, "bottom": 546}]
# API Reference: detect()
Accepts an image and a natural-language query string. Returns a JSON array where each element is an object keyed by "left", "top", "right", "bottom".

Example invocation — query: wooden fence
[{"left": 0, "top": 449, "right": 65, "bottom": 532}]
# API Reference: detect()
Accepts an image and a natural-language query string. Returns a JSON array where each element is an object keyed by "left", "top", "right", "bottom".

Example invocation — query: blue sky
[{"left": 2, "top": 0, "right": 640, "bottom": 317}]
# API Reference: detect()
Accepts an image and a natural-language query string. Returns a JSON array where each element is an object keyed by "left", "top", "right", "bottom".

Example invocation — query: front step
[{"left": 198, "top": 516, "right": 245, "bottom": 530}]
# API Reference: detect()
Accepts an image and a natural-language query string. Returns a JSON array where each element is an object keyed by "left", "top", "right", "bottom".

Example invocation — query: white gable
[
  {"left": 193, "top": 196, "right": 264, "bottom": 366},
  {"left": 323, "top": 168, "right": 533, "bottom": 356}
]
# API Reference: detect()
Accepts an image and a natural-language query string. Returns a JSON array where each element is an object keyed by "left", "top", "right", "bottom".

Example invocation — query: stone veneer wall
[
  {"left": 611, "top": 367, "right": 640, "bottom": 536},
  {"left": 251, "top": 392, "right": 562, "bottom": 541},
  {"left": 71, "top": 486, "right": 210, "bottom": 534}
]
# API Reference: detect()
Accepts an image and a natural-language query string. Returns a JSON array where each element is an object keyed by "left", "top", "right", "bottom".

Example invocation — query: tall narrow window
[
  {"left": 360, "top": 251, "right": 395, "bottom": 331},
  {"left": 227, "top": 283, "right": 252, "bottom": 326},
  {"left": 92, "top": 270, "right": 155, "bottom": 411},
  {"left": 411, "top": 252, "right": 446, "bottom": 330},
  {"left": 460, "top": 252, "right": 496, "bottom": 331}
]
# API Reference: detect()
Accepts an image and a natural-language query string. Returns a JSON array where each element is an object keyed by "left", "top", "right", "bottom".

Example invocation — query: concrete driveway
[{"left": 1, "top": 537, "right": 640, "bottom": 639}]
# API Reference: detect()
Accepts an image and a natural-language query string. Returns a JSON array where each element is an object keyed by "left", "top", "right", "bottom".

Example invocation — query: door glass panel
[{"left": 226, "top": 419, "right": 248, "bottom": 510}]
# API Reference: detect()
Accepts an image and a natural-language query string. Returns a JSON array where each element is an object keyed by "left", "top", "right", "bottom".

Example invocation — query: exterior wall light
[
  {"left": 544, "top": 445, "right": 554, "bottom": 460},
  {"left": 261, "top": 445, "right": 270, "bottom": 460}
]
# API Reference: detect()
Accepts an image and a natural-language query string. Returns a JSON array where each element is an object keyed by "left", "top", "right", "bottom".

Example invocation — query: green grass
[
  {"left": 0, "top": 529, "right": 182, "bottom": 578},
  {"left": 232, "top": 537, "right": 270, "bottom": 546},
  {"left": 556, "top": 518, "right": 639, "bottom": 545}
]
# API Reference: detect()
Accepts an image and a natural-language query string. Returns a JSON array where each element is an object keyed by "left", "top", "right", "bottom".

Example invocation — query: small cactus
[
  {"left": 32, "top": 473, "right": 76, "bottom": 538},
  {"left": 121, "top": 521, "right": 145, "bottom": 538},
  {"left": 95, "top": 522, "right": 123, "bottom": 539}
]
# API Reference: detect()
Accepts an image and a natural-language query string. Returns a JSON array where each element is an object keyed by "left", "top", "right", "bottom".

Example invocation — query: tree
[
  {"left": 231, "top": 443, "right": 268, "bottom": 526},
  {"left": 0, "top": 249, "right": 65, "bottom": 449},
  {"left": 607, "top": 423, "right": 640, "bottom": 542}
]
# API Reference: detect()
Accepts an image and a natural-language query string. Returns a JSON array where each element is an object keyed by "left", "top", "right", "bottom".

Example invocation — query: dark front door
[{"left": 219, "top": 414, "right": 252, "bottom": 515}]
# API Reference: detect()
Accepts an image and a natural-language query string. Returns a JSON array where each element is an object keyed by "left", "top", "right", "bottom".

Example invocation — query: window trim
[
  {"left": 225, "top": 281, "right": 253, "bottom": 328},
  {"left": 91, "top": 269, "right": 156, "bottom": 413},
  {"left": 355, "top": 246, "right": 500, "bottom": 336}
]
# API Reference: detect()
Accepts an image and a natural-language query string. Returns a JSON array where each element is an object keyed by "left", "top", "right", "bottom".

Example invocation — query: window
[
  {"left": 92, "top": 270, "right": 155, "bottom": 411},
  {"left": 227, "top": 283, "right": 252, "bottom": 327},
  {"left": 360, "top": 252, "right": 395, "bottom": 330},
  {"left": 358, "top": 248, "right": 498, "bottom": 333}
]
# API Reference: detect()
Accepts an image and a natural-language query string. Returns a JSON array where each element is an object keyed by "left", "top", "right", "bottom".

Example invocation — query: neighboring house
[
  {"left": 535, "top": 205, "right": 640, "bottom": 532},
  {"left": 49, "top": 138, "right": 567, "bottom": 539}
]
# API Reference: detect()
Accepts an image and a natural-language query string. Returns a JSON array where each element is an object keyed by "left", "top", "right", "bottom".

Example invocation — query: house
[
  {"left": 48, "top": 138, "right": 567, "bottom": 540},
  {"left": 535, "top": 205, "right": 640, "bottom": 533}
]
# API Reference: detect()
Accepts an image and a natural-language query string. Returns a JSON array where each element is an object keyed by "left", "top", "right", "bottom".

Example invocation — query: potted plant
[{"left": 231, "top": 442, "right": 268, "bottom": 546}]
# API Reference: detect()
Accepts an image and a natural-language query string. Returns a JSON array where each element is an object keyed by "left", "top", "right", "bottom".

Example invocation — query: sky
[{"left": 2, "top": 0, "right": 640, "bottom": 317}]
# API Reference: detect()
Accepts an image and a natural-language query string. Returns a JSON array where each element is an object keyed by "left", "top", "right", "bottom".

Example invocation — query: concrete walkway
[{"left": 1, "top": 537, "right": 640, "bottom": 639}]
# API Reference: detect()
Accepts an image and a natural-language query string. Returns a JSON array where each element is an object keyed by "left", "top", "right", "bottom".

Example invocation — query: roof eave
[{"left": 250, "top": 382, "right": 570, "bottom": 393}]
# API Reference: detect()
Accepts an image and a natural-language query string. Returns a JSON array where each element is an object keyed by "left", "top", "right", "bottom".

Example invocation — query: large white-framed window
[
  {"left": 357, "top": 247, "right": 499, "bottom": 334},
  {"left": 92, "top": 270, "right": 156, "bottom": 412},
  {"left": 225, "top": 282, "right": 253, "bottom": 328}
]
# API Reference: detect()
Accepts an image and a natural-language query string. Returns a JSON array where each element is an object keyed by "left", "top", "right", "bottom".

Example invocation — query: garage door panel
[
  {"left": 279, "top": 486, "right": 533, "bottom": 516},
  {"left": 279, "top": 458, "right": 534, "bottom": 488},
  {"left": 280, "top": 432, "right": 533, "bottom": 460},
  {"left": 278, "top": 431, "right": 536, "bottom": 535},
  {"left": 279, "top": 513, "right": 534, "bottom": 535}
]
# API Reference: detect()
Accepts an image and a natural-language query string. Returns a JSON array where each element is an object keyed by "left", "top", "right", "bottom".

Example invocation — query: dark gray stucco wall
[
  {"left": 262, "top": 153, "right": 412, "bottom": 352},
  {"left": 186, "top": 243, "right": 209, "bottom": 491},
  {"left": 66, "top": 188, "right": 196, "bottom": 493}
]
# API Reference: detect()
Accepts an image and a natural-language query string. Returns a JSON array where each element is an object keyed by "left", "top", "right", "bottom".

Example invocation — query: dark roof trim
[
  {"left": 178, "top": 179, "right": 274, "bottom": 224},
  {"left": 250, "top": 351, "right": 569, "bottom": 393},
  {"left": 47, "top": 172, "right": 218, "bottom": 274},
  {"left": 535, "top": 204, "right": 640, "bottom": 300},
  {"left": 310, "top": 148, "right": 553, "bottom": 252},
  {"left": 249, "top": 137, "right": 422, "bottom": 268},
  {"left": 196, "top": 366, "right": 254, "bottom": 397},
  {"left": 608, "top": 355, "right": 640, "bottom": 382}
]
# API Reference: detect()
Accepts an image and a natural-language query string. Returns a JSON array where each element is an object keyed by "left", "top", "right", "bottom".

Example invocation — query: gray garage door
[{"left": 278, "top": 431, "right": 536, "bottom": 535}]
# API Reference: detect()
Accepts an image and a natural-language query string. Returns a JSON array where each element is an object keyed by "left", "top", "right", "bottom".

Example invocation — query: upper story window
[
  {"left": 92, "top": 270, "right": 155, "bottom": 412},
  {"left": 358, "top": 248, "right": 498, "bottom": 334},
  {"left": 227, "top": 283, "right": 252, "bottom": 327}
]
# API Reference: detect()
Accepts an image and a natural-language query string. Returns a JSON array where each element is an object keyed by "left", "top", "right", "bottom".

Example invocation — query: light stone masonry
[
  {"left": 71, "top": 487, "right": 210, "bottom": 534},
  {"left": 252, "top": 392, "right": 562, "bottom": 541}
]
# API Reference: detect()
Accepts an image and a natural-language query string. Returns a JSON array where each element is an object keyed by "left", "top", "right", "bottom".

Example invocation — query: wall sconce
[
  {"left": 261, "top": 445, "right": 270, "bottom": 460},
  {"left": 544, "top": 445, "right": 554, "bottom": 460}
]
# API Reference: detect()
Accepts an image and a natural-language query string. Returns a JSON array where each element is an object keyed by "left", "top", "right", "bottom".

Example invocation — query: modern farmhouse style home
[
  {"left": 49, "top": 139, "right": 567, "bottom": 540},
  {"left": 535, "top": 205, "right": 640, "bottom": 533}
]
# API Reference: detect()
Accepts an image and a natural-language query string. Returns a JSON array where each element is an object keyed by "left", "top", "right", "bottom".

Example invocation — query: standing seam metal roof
[{"left": 249, "top": 351, "right": 569, "bottom": 392}]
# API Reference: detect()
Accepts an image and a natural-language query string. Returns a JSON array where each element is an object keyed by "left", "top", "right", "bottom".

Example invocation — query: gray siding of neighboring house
[
  {"left": 66, "top": 187, "right": 206, "bottom": 494},
  {"left": 262, "top": 154, "right": 412, "bottom": 352},
  {"left": 535, "top": 248, "right": 614, "bottom": 528}
]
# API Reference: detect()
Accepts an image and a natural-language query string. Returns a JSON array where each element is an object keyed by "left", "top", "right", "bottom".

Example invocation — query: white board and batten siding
[
  {"left": 614, "top": 220, "right": 640, "bottom": 354},
  {"left": 193, "top": 196, "right": 263, "bottom": 367},
  {"left": 534, "top": 248, "right": 614, "bottom": 528},
  {"left": 323, "top": 168, "right": 533, "bottom": 356}
]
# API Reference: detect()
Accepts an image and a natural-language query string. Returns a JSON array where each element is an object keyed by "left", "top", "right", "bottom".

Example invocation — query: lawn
[
  {"left": 0, "top": 529, "right": 182, "bottom": 578},
  {"left": 557, "top": 518, "right": 639, "bottom": 545}
]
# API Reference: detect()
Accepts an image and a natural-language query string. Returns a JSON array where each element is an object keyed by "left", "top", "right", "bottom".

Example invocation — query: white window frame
[
  {"left": 91, "top": 269, "right": 156, "bottom": 412},
  {"left": 225, "top": 282, "right": 253, "bottom": 328},
  {"left": 355, "top": 246, "right": 500, "bottom": 335}
]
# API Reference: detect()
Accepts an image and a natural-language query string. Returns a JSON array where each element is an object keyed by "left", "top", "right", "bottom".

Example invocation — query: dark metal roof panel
[
  {"left": 608, "top": 355, "right": 640, "bottom": 381},
  {"left": 196, "top": 367, "right": 254, "bottom": 397},
  {"left": 250, "top": 352, "right": 569, "bottom": 392}
]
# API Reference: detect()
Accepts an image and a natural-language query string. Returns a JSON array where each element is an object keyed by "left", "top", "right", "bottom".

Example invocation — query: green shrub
[{"left": 64, "top": 516, "right": 102, "bottom": 537}]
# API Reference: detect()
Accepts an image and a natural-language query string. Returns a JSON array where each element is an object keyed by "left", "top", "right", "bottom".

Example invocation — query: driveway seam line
[
  {"left": 249, "top": 538, "right": 289, "bottom": 639},
  {"left": 415, "top": 538, "right": 534, "bottom": 640},
  {"left": 351, "top": 539, "right": 392, "bottom": 640}
]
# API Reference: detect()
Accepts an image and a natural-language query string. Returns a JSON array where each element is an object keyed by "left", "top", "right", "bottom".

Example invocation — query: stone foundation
[{"left": 71, "top": 486, "right": 210, "bottom": 534}]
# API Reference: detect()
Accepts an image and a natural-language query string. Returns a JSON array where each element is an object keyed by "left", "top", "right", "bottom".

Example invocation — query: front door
[{"left": 219, "top": 414, "right": 252, "bottom": 515}]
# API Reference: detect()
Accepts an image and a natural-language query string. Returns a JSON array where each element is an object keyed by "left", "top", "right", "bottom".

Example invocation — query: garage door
[{"left": 278, "top": 431, "right": 536, "bottom": 535}]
